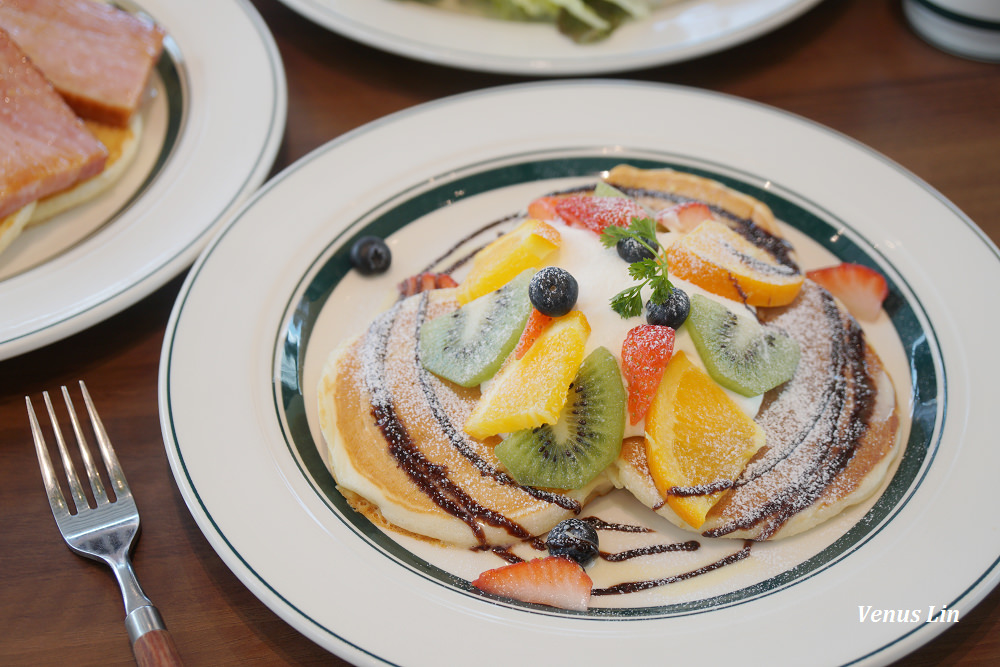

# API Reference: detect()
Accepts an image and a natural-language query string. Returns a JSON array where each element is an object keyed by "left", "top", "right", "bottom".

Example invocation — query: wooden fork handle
[
  {"left": 127, "top": 605, "right": 184, "bottom": 666},
  {"left": 133, "top": 629, "right": 184, "bottom": 666}
]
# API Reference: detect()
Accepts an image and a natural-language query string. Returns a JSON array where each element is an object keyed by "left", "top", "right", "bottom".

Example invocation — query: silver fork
[{"left": 28, "top": 381, "right": 183, "bottom": 666}]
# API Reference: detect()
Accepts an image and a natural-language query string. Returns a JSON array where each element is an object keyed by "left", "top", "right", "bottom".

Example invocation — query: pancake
[
  {"left": 604, "top": 164, "right": 783, "bottom": 238},
  {"left": 27, "top": 113, "right": 142, "bottom": 225},
  {"left": 0, "top": 1, "right": 159, "bottom": 259},
  {"left": 316, "top": 163, "right": 901, "bottom": 549},
  {"left": 0, "top": 113, "right": 143, "bottom": 257},
  {"left": 0, "top": 203, "right": 36, "bottom": 256},
  {"left": 0, "top": 27, "right": 107, "bottom": 221},
  {"left": 317, "top": 288, "right": 613, "bottom": 549},
  {"left": 613, "top": 280, "right": 901, "bottom": 540}
]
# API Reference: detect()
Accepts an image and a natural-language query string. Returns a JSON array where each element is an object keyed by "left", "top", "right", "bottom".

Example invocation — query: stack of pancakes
[{"left": 317, "top": 165, "right": 901, "bottom": 548}]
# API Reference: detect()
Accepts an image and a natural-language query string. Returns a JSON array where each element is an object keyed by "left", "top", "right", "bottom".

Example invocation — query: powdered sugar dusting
[
  {"left": 704, "top": 281, "right": 885, "bottom": 539},
  {"left": 360, "top": 300, "right": 403, "bottom": 409}
]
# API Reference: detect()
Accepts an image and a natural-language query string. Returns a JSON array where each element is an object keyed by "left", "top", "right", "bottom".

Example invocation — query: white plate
[
  {"left": 161, "top": 81, "right": 1000, "bottom": 666},
  {"left": 0, "top": 0, "right": 286, "bottom": 361},
  {"left": 276, "top": 0, "right": 825, "bottom": 75}
]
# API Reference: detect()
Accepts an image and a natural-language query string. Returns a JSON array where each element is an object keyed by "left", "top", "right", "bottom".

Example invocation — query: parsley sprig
[{"left": 600, "top": 217, "right": 673, "bottom": 319}]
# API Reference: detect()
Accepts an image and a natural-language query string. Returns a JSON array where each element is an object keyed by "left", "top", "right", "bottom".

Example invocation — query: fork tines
[{"left": 27, "top": 380, "right": 130, "bottom": 517}]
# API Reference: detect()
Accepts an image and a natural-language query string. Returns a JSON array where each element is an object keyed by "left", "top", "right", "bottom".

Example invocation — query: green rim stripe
[{"left": 911, "top": 0, "right": 1000, "bottom": 30}]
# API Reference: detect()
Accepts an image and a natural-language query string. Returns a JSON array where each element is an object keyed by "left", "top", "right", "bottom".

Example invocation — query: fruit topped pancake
[
  {"left": 613, "top": 280, "right": 900, "bottom": 540},
  {"left": 317, "top": 284, "right": 614, "bottom": 549},
  {"left": 316, "top": 165, "right": 901, "bottom": 550}
]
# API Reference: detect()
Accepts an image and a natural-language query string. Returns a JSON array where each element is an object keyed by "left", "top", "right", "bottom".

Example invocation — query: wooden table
[{"left": 2, "top": 0, "right": 998, "bottom": 664}]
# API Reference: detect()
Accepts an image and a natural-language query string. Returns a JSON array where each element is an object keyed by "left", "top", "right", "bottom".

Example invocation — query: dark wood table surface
[{"left": 2, "top": 0, "right": 998, "bottom": 664}]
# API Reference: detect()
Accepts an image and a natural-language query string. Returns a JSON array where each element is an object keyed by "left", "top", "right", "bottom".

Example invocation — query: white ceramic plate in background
[
  {"left": 0, "top": 0, "right": 286, "bottom": 361},
  {"left": 161, "top": 81, "right": 1000, "bottom": 666},
  {"left": 276, "top": 0, "right": 824, "bottom": 75}
]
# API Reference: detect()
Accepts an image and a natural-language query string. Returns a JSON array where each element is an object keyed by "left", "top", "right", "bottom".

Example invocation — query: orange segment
[
  {"left": 644, "top": 351, "right": 766, "bottom": 529},
  {"left": 667, "top": 219, "right": 803, "bottom": 307},
  {"left": 456, "top": 219, "right": 560, "bottom": 304},
  {"left": 464, "top": 310, "right": 590, "bottom": 439}
]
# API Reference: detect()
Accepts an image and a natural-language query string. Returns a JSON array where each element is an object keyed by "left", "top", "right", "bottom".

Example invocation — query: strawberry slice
[
  {"left": 528, "top": 194, "right": 647, "bottom": 235},
  {"left": 512, "top": 308, "right": 554, "bottom": 360},
  {"left": 621, "top": 325, "right": 675, "bottom": 425},
  {"left": 396, "top": 271, "right": 458, "bottom": 298},
  {"left": 806, "top": 262, "right": 888, "bottom": 322},
  {"left": 527, "top": 195, "right": 562, "bottom": 221},
  {"left": 656, "top": 201, "right": 713, "bottom": 234},
  {"left": 471, "top": 556, "right": 592, "bottom": 611}
]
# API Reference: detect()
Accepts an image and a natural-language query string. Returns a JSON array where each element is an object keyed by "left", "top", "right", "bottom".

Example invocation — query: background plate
[
  {"left": 0, "top": 0, "right": 286, "bottom": 361},
  {"left": 161, "top": 81, "right": 1000, "bottom": 666},
  {"left": 275, "top": 0, "right": 825, "bottom": 75}
]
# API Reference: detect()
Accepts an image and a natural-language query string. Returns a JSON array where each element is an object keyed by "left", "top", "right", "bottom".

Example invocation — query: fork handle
[{"left": 127, "top": 605, "right": 184, "bottom": 666}]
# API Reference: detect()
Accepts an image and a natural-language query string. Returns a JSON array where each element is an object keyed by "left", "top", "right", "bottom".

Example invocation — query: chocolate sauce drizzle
[
  {"left": 361, "top": 179, "right": 874, "bottom": 575},
  {"left": 644, "top": 274, "right": 879, "bottom": 541},
  {"left": 582, "top": 516, "right": 653, "bottom": 533},
  {"left": 582, "top": 517, "right": 700, "bottom": 563},
  {"left": 480, "top": 516, "right": 746, "bottom": 596},
  {"left": 364, "top": 304, "right": 524, "bottom": 544},
  {"left": 487, "top": 546, "right": 525, "bottom": 565},
  {"left": 620, "top": 185, "right": 799, "bottom": 272},
  {"left": 362, "top": 293, "right": 580, "bottom": 548},
  {"left": 703, "top": 287, "right": 879, "bottom": 540},
  {"left": 411, "top": 293, "right": 581, "bottom": 513},
  {"left": 600, "top": 540, "right": 700, "bottom": 563},
  {"left": 593, "top": 541, "right": 753, "bottom": 596},
  {"left": 421, "top": 213, "right": 521, "bottom": 277}
]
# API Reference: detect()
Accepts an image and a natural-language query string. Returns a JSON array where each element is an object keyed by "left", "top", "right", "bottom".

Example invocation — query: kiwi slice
[
  {"left": 687, "top": 293, "right": 801, "bottom": 397},
  {"left": 418, "top": 270, "right": 533, "bottom": 387},
  {"left": 592, "top": 181, "right": 630, "bottom": 198},
  {"left": 494, "top": 347, "right": 626, "bottom": 490}
]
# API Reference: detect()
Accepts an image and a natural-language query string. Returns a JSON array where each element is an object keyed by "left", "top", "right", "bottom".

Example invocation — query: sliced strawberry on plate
[
  {"left": 527, "top": 194, "right": 647, "bottom": 235},
  {"left": 527, "top": 195, "right": 562, "bottom": 222},
  {"left": 621, "top": 324, "right": 675, "bottom": 425},
  {"left": 556, "top": 195, "right": 648, "bottom": 234},
  {"left": 397, "top": 271, "right": 458, "bottom": 298},
  {"left": 512, "top": 308, "right": 554, "bottom": 360},
  {"left": 656, "top": 201, "right": 713, "bottom": 234},
  {"left": 806, "top": 262, "right": 888, "bottom": 322},
  {"left": 471, "top": 556, "right": 592, "bottom": 611}
]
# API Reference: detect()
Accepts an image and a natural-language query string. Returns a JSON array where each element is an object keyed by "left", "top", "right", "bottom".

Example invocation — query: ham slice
[
  {"left": 0, "top": 28, "right": 107, "bottom": 220},
  {"left": 0, "top": 0, "right": 165, "bottom": 127}
]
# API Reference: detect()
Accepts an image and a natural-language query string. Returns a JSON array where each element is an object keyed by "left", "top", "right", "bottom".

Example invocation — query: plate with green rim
[
  {"left": 0, "top": 0, "right": 286, "bottom": 361},
  {"left": 161, "top": 80, "right": 996, "bottom": 666}
]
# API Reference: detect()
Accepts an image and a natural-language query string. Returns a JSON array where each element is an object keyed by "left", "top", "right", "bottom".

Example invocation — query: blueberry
[
  {"left": 616, "top": 235, "right": 658, "bottom": 263},
  {"left": 646, "top": 287, "right": 690, "bottom": 329},
  {"left": 545, "top": 518, "right": 599, "bottom": 567},
  {"left": 350, "top": 236, "right": 392, "bottom": 275},
  {"left": 529, "top": 267, "right": 578, "bottom": 317}
]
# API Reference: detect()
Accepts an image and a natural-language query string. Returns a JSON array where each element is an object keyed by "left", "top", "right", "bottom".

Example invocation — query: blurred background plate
[
  {"left": 275, "top": 0, "right": 825, "bottom": 75},
  {"left": 0, "top": 0, "right": 286, "bottom": 361}
]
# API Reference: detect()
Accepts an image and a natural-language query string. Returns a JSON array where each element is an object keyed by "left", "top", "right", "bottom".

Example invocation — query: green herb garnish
[{"left": 600, "top": 217, "right": 673, "bottom": 319}]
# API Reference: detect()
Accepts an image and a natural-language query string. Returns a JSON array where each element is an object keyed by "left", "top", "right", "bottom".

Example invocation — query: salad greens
[
  {"left": 415, "top": 0, "right": 661, "bottom": 43},
  {"left": 500, "top": 0, "right": 650, "bottom": 43}
]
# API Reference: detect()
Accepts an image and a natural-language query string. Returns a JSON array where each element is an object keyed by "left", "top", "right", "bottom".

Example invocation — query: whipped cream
[{"left": 545, "top": 221, "right": 763, "bottom": 437}]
